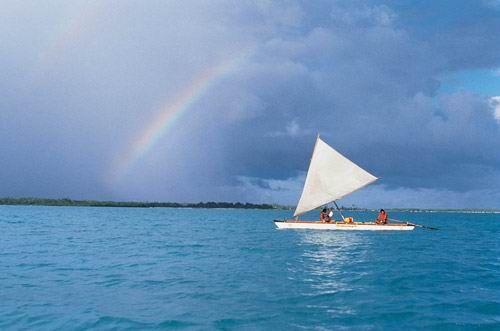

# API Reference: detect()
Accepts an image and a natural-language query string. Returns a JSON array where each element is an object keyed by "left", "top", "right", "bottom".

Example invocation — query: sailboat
[{"left": 274, "top": 136, "right": 415, "bottom": 231}]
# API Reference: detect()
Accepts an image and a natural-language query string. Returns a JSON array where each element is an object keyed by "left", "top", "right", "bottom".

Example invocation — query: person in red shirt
[{"left": 376, "top": 209, "right": 388, "bottom": 224}]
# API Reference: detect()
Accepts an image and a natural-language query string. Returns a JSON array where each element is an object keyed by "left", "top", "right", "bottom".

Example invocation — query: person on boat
[
  {"left": 320, "top": 208, "right": 331, "bottom": 222},
  {"left": 376, "top": 209, "right": 388, "bottom": 224}
]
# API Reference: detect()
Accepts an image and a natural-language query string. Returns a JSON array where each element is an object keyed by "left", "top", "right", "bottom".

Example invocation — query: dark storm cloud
[
  {"left": 185, "top": 0, "right": 500, "bottom": 206},
  {"left": 0, "top": 1, "right": 499, "bottom": 207}
]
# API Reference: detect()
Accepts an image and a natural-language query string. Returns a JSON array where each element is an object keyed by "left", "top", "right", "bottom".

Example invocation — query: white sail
[{"left": 294, "top": 136, "right": 378, "bottom": 216}]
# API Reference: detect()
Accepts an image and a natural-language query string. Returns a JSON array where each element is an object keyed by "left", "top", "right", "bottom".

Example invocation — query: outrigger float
[{"left": 274, "top": 135, "right": 415, "bottom": 231}]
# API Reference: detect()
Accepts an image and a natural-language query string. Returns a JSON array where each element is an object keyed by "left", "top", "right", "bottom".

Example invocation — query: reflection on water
[{"left": 297, "top": 231, "right": 372, "bottom": 296}]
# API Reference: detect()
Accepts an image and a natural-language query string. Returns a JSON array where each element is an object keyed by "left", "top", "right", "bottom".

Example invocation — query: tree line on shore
[
  {"left": 1, "top": 197, "right": 497, "bottom": 212},
  {"left": 0, "top": 197, "right": 283, "bottom": 209}
]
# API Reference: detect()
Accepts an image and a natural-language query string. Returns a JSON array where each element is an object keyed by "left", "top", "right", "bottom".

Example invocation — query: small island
[{"left": 0, "top": 197, "right": 287, "bottom": 210}]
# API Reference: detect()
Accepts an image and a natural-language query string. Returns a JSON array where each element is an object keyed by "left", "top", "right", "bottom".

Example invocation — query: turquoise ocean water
[{"left": 1, "top": 206, "right": 499, "bottom": 330}]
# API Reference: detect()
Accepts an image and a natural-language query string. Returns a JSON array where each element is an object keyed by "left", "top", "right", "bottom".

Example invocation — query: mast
[{"left": 333, "top": 200, "right": 345, "bottom": 220}]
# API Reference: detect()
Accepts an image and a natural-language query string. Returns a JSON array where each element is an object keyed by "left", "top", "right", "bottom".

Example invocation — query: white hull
[{"left": 274, "top": 220, "right": 415, "bottom": 231}]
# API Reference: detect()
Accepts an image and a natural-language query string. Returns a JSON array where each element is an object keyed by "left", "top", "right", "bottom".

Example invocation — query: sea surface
[{"left": 1, "top": 206, "right": 499, "bottom": 330}]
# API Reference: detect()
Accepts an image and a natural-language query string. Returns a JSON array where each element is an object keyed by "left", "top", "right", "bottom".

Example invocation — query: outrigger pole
[
  {"left": 333, "top": 200, "right": 345, "bottom": 220},
  {"left": 389, "top": 218, "right": 439, "bottom": 230}
]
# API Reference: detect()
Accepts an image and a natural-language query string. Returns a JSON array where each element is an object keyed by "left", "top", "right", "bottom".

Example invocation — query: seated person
[
  {"left": 376, "top": 209, "right": 388, "bottom": 224},
  {"left": 320, "top": 208, "right": 331, "bottom": 222}
]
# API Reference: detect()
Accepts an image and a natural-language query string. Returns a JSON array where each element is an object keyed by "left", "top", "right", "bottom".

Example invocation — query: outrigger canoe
[
  {"left": 274, "top": 220, "right": 415, "bottom": 231},
  {"left": 276, "top": 135, "right": 415, "bottom": 231}
]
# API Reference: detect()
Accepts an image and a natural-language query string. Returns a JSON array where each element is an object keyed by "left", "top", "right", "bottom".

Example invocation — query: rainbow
[{"left": 109, "top": 51, "right": 252, "bottom": 183}]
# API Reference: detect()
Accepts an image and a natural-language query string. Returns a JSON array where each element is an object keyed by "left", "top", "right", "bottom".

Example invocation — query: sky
[{"left": 1, "top": 0, "right": 500, "bottom": 208}]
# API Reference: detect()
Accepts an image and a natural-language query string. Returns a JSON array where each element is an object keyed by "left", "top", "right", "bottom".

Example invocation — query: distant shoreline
[
  {"left": 0, "top": 197, "right": 498, "bottom": 213},
  {"left": 0, "top": 197, "right": 285, "bottom": 210}
]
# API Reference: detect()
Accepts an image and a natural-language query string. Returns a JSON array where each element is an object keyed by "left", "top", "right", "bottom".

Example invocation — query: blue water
[{"left": 0, "top": 206, "right": 499, "bottom": 330}]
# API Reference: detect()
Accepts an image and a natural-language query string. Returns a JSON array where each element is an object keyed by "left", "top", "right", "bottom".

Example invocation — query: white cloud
[
  {"left": 490, "top": 96, "right": 500, "bottom": 121},
  {"left": 266, "top": 119, "right": 311, "bottom": 137},
  {"left": 331, "top": 4, "right": 397, "bottom": 27},
  {"left": 286, "top": 119, "right": 300, "bottom": 135}
]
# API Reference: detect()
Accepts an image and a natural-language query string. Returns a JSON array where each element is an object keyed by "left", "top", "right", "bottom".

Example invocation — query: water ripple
[{"left": 0, "top": 206, "right": 499, "bottom": 329}]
